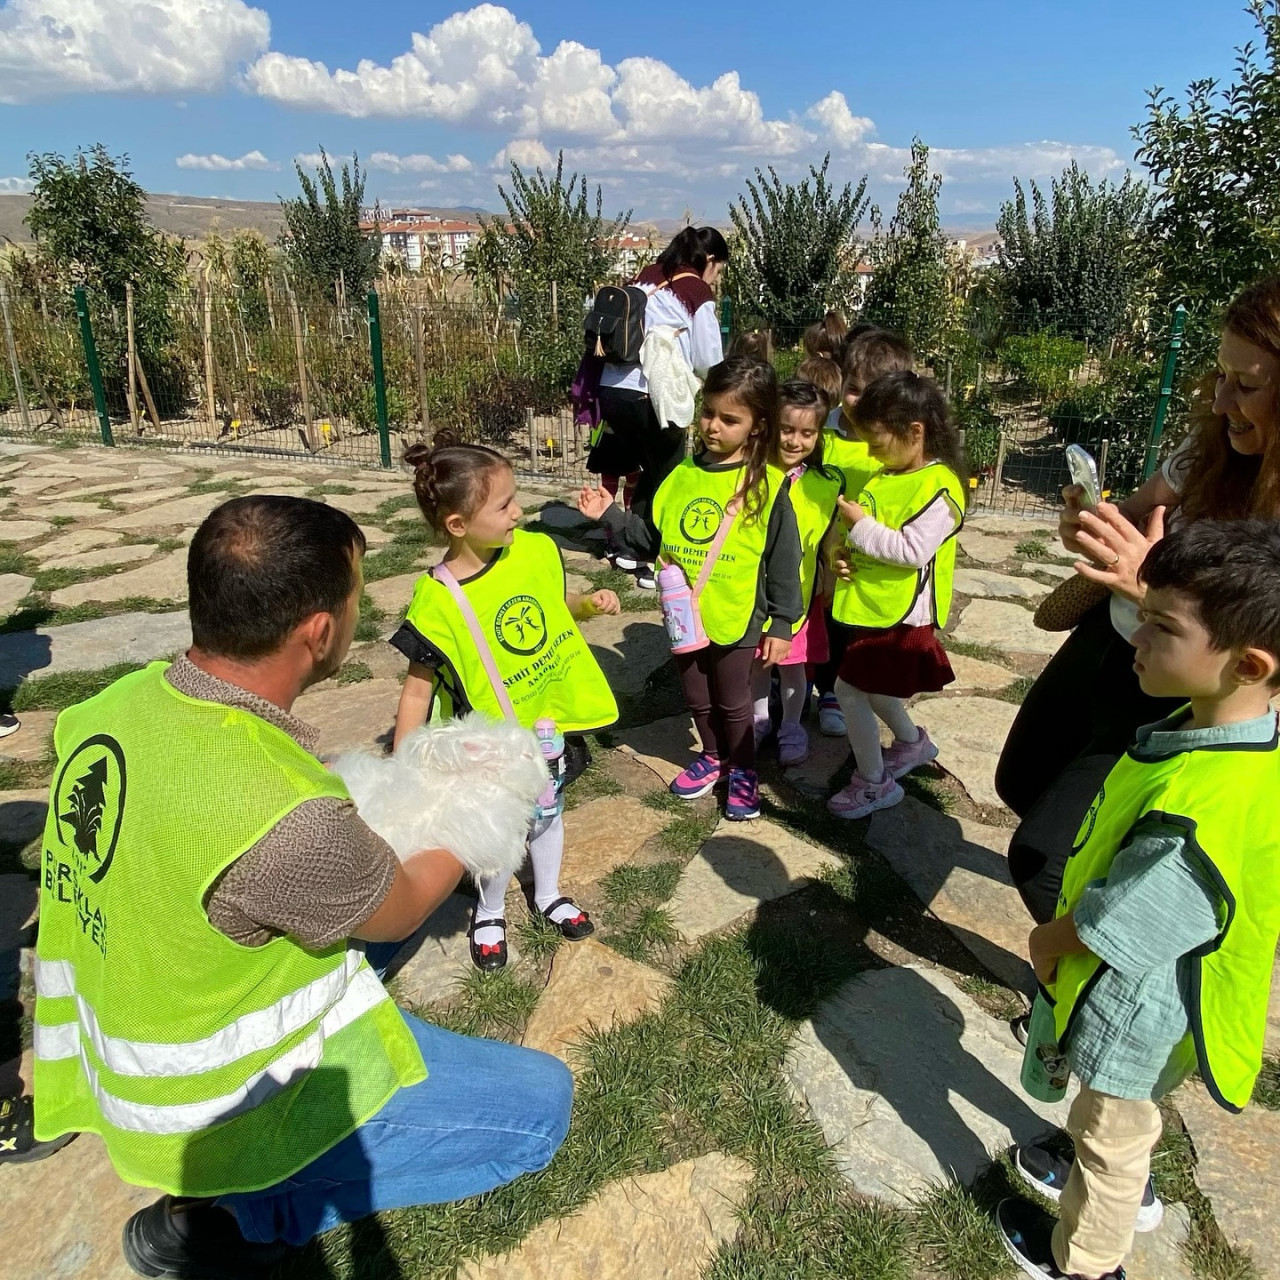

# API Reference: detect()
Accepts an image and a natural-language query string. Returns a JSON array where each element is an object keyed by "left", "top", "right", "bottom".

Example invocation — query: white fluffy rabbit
[{"left": 331, "top": 714, "right": 549, "bottom": 882}]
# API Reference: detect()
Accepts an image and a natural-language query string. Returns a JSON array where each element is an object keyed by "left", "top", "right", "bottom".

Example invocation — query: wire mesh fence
[{"left": 0, "top": 276, "right": 1190, "bottom": 509}]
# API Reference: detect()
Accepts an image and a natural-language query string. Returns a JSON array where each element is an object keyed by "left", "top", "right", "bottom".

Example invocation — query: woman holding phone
[{"left": 996, "top": 275, "right": 1280, "bottom": 925}]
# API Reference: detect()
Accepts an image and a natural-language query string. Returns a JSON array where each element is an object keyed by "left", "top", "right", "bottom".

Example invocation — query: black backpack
[{"left": 584, "top": 284, "right": 649, "bottom": 363}]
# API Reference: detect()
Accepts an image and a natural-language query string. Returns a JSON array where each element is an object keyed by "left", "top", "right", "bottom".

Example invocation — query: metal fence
[{"left": 0, "top": 279, "right": 1190, "bottom": 510}]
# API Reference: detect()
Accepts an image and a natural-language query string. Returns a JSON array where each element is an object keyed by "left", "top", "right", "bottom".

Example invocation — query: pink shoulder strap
[
  {"left": 691, "top": 498, "right": 740, "bottom": 601},
  {"left": 430, "top": 562, "right": 517, "bottom": 722}
]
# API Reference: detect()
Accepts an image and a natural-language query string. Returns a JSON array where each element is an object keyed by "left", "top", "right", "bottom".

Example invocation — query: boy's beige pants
[{"left": 1052, "top": 1084, "right": 1163, "bottom": 1277}]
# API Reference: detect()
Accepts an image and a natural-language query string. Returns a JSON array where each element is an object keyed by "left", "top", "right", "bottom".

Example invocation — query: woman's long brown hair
[{"left": 1180, "top": 276, "right": 1280, "bottom": 522}]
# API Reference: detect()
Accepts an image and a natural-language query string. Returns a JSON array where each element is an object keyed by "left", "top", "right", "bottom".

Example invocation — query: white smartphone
[{"left": 1065, "top": 444, "right": 1101, "bottom": 510}]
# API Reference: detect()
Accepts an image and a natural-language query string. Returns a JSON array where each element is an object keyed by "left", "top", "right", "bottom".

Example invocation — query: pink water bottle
[
  {"left": 533, "top": 718, "right": 564, "bottom": 818},
  {"left": 657, "top": 562, "right": 708, "bottom": 653}
]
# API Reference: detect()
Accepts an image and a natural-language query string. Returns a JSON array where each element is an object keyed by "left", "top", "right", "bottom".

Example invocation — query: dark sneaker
[
  {"left": 670, "top": 752, "right": 725, "bottom": 799},
  {"left": 122, "top": 1196, "right": 291, "bottom": 1279},
  {"left": 0, "top": 712, "right": 18, "bottom": 740},
  {"left": 996, "top": 1196, "right": 1127, "bottom": 1279},
  {"left": 1014, "top": 1142, "right": 1164, "bottom": 1233},
  {"left": 0, "top": 1094, "right": 76, "bottom": 1164},
  {"left": 725, "top": 768, "right": 761, "bottom": 821}
]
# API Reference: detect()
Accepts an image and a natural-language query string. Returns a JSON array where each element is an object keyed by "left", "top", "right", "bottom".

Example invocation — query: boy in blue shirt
[{"left": 998, "top": 518, "right": 1280, "bottom": 1280}]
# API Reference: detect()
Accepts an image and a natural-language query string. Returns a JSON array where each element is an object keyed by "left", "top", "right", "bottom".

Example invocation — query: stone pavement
[{"left": 1, "top": 448, "right": 1271, "bottom": 1279}]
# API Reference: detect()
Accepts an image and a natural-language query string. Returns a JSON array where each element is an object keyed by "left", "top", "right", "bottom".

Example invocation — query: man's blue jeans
[{"left": 219, "top": 943, "right": 574, "bottom": 1246}]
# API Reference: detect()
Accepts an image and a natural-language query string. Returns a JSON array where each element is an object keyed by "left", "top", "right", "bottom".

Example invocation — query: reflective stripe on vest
[
  {"left": 36, "top": 965, "right": 389, "bottom": 1135},
  {"left": 403, "top": 529, "right": 617, "bottom": 733},
  {"left": 1051, "top": 721, "right": 1280, "bottom": 1113},
  {"left": 33, "top": 664, "right": 426, "bottom": 1195},
  {"left": 831, "top": 463, "right": 965, "bottom": 629},
  {"left": 651, "top": 458, "right": 783, "bottom": 645},
  {"left": 822, "top": 424, "right": 880, "bottom": 503}
]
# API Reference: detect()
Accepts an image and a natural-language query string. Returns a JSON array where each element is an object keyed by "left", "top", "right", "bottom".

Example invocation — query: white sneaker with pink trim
[
  {"left": 882, "top": 727, "right": 938, "bottom": 780},
  {"left": 827, "top": 770, "right": 905, "bottom": 820}
]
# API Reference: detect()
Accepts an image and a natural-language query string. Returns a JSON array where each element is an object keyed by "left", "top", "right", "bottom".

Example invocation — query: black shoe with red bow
[
  {"left": 541, "top": 897, "right": 595, "bottom": 941},
  {"left": 468, "top": 914, "right": 508, "bottom": 971}
]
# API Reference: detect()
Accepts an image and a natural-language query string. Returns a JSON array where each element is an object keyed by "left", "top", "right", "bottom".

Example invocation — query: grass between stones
[
  {"left": 4, "top": 660, "right": 148, "bottom": 711},
  {"left": 335, "top": 660, "right": 374, "bottom": 685},
  {"left": 1014, "top": 537, "right": 1050, "bottom": 560},
  {"left": 941, "top": 636, "right": 1016, "bottom": 667},
  {"left": 0, "top": 594, "right": 181, "bottom": 635},
  {"left": 363, "top": 521, "right": 440, "bottom": 582},
  {"left": 1252, "top": 1056, "right": 1280, "bottom": 1110},
  {"left": 993, "top": 675, "right": 1035, "bottom": 706},
  {"left": 0, "top": 543, "right": 35, "bottom": 576},
  {"left": 355, "top": 593, "right": 386, "bottom": 642}
]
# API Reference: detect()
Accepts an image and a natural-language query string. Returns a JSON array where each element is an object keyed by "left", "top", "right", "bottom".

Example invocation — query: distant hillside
[{"left": 0, "top": 193, "right": 498, "bottom": 246}]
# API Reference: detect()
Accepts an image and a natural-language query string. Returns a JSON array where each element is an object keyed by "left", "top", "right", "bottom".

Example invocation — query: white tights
[
  {"left": 751, "top": 663, "right": 809, "bottom": 726},
  {"left": 473, "top": 812, "right": 573, "bottom": 944},
  {"left": 833, "top": 677, "right": 919, "bottom": 781}
]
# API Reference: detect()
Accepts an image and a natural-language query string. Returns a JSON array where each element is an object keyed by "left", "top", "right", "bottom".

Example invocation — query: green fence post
[
  {"left": 1143, "top": 304, "right": 1187, "bottom": 481},
  {"left": 367, "top": 288, "right": 392, "bottom": 468},
  {"left": 74, "top": 286, "right": 114, "bottom": 447},
  {"left": 719, "top": 296, "right": 734, "bottom": 345}
]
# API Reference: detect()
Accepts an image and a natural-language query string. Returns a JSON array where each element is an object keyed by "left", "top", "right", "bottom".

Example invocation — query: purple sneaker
[
  {"left": 725, "top": 768, "right": 760, "bottom": 821},
  {"left": 882, "top": 727, "right": 938, "bottom": 780},
  {"left": 776, "top": 721, "right": 809, "bottom": 766},
  {"left": 670, "top": 752, "right": 725, "bottom": 799},
  {"left": 827, "top": 770, "right": 904, "bottom": 820}
]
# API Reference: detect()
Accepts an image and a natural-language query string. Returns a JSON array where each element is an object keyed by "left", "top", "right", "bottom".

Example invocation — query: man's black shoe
[
  {"left": 0, "top": 1094, "right": 77, "bottom": 1165},
  {"left": 122, "top": 1196, "right": 291, "bottom": 1279}
]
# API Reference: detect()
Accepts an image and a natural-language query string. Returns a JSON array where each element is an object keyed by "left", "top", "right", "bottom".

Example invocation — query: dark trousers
[
  {"left": 814, "top": 612, "right": 855, "bottom": 698},
  {"left": 598, "top": 387, "right": 687, "bottom": 561},
  {"left": 995, "top": 602, "right": 1181, "bottom": 923},
  {"left": 675, "top": 642, "right": 757, "bottom": 772}
]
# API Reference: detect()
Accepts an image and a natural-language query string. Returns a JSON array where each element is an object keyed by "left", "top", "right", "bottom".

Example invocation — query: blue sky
[{"left": 0, "top": 0, "right": 1263, "bottom": 225}]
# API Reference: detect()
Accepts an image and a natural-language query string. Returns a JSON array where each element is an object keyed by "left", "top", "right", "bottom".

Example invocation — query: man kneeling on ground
[{"left": 31, "top": 495, "right": 573, "bottom": 1279}]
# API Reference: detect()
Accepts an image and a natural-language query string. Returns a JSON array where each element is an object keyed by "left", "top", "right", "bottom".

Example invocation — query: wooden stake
[
  {"left": 125, "top": 282, "right": 140, "bottom": 433},
  {"left": 201, "top": 280, "right": 218, "bottom": 431},
  {"left": 290, "top": 292, "right": 317, "bottom": 451},
  {"left": 415, "top": 308, "right": 429, "bottom": 438},
  {"left": 135, "top": 357, "right": 162, "bottom": 433},
  {"left": 0, "top": 284, "right": 33, "bottom": 433}
]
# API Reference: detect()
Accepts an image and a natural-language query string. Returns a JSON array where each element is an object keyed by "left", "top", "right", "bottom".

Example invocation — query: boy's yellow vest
[
  {"left": 823, "top": 416, "right": 881, "bottom": 504},
  {"left": 33, "top": 664, "right": 426, "bottom": 1195},
  {"left": 832, "top": 462, "right": 966, "bottom": 628},
  {"left": 764, "top": 463, "right": 843, "bottom": 637},
  {"left": 1051, "top": 720, "right": 1280, "bottom": 1112},
  {"left": 403, "top": 529, "right": 617, "bottom": 732},
  {"left": 651, "top": 458, "right": 784, "bottom": 645}
]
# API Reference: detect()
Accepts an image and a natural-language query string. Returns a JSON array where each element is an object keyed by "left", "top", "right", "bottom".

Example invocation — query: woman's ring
[{"left": 1108, "top": 552, "right": 1120, "bottom": 567}]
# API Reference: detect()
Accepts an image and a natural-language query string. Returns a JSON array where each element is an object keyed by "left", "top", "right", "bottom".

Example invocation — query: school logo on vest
[
  {"left": 495, "top": 594, "right": 548, "bottom": 656},
  {"left": 679, "top": 497, "right": 724, "bottom": 545},
  {"left": 1073, "top": 784, "right": 1105, "bottom": 853},
  {"left": 47, "top": 734, "right": 126, "bottom": 957}
]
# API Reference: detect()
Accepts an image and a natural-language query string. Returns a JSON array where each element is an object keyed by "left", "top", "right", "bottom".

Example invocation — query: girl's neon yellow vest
[
  {"left": 33, "top": 664, "right": 426, "bottom": 1195},
  {"left": 823, "top": 417, "right": 881, "bottom": 504},
  {"left": 1050, "top": 722, "right": 1280, "bottom": 1112},
  {"left": 765, "top": 463, "right": 842, "bottom": 637},
  {"left": 651, "top": 458, "right": 784, "bottom": 645},
  {"left": 404, "top": 529, "right": 617, "bottom": 732},
  {"left": 831, "top": 462, "right": 966, "bottom": 628}
]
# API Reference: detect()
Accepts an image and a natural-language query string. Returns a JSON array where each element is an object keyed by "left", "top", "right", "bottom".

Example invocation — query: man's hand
[
  {"left": 577, "top": 485, "right": 613, "bottom": 521},
  {"left": 759, "top": 634, "right": 792, "bottom": 669}
]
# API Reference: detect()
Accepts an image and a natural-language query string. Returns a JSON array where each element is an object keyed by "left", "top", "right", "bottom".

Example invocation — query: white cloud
[
  {"left": 492, "top": 138, "right": 554, "bottom": 170},
  {"left": 176, "top": 149, "right": 276, "bottom": 171},
  {"left": 807, "top": 91, "right": 874, "bottom": 148},
  {"left": 858, "top": 140, "right": 1125, "bottom": 184},
  {"left": 370, "top": 151, "right": 474, "bottom": 174},
  {"left": 0, "top": 0, "right": 269, "bottom": 103},
  {"left": 0, "top": 175, "right": 35, "bottom": 193}
]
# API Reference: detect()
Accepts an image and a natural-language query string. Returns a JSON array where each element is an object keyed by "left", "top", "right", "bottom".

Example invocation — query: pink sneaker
[
  {"left": 670, "top": 752, "right": 725, "bottom": 799},
  {"left": 776, "top": 721, "right": 809, "bottom": 766},
  {"left": 882, "top": 727, "right": 938, "bottom": 780},
  {"left": 827, "top": 770, "right": 904, "bottom": 820}
]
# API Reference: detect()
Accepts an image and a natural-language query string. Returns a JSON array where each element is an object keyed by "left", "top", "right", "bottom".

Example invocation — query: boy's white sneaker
[{"left": 817, "top": 694, "right": 846, "bottom": 736}]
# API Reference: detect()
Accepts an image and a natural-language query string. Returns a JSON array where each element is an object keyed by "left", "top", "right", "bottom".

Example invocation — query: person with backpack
[{"left": 588, "top": 226, "right": 729, "bottom": 589}]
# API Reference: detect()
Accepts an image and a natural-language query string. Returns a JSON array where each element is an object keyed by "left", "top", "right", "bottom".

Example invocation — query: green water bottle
[{"left": 1020, "top": 993, "right": 1070, "bottom": 1103}]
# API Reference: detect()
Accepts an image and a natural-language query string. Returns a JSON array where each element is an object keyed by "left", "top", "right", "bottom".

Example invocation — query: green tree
[
  {"left": 279, "top": 149, "right": 379, "bottom": 302},
  {"left": 994, "top": 163, "right": 1152, "bottom": 343},
  {"left": 466, "top": 152, "right": 630, "bottom": 388},
  {"left": 726, "top": 156, "right": 870, "bottom": 332},
  {"left": 1133, "top": 0, "right": 1280, "bottom": 368},
  {"left": 861, "top": 140, "right": 951, "bottom": 358}
]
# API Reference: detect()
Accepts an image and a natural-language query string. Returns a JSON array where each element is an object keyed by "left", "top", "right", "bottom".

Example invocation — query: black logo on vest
[
  {"left": 1072, "top": 783, "right": 1104, "bottom": 854},
  {"left": 679, "top": 497, "right": 724, "bottom": 545},
  {"left": 495, "top": 595, "right": 548, "bottom": 656},
  {"left": 47, "top": 734, "right": 126, "bottom": 957}
]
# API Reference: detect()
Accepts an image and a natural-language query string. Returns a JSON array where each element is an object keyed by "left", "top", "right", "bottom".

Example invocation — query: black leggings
[
  {"left": 598, "top": 387, "right": 686, "bottom": 560},
  {"left": 675, "top": 643, "right": 757, "bottom": 772},
  {"left": 995, "top": 601, "right": 1181, "bottom": 923}
]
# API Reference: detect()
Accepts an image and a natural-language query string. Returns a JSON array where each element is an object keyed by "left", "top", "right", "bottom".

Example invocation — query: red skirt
[{"left": 838, "top": 623, "right": 955, "bottom": 698}]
